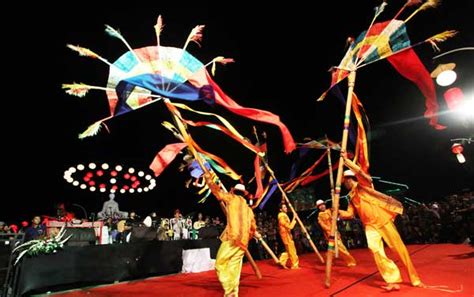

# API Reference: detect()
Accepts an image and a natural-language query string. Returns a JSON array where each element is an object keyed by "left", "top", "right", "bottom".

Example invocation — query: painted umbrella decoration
[
  {"left": 63, "top": 18, "right": 295, "bottom": 153},
  {"left": 318, "top": 1, "right": 457, "bottom": 130},
  {"left": 105, "top": 45, "right": 211, "bottom": 117}
]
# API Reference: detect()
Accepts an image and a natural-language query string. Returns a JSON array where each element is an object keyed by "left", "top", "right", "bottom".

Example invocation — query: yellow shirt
[
  {"left": 278, "top": 211, "right": 296, "bottom": 244},
  {"left": 317, "top": 209, "right": 332, "bottom": 236},
  {"left": 217, "top": 191, "right": 256, "bottom": 250},
  {"left": 339, "top": 181, "right": 400, "bottom": 229}
]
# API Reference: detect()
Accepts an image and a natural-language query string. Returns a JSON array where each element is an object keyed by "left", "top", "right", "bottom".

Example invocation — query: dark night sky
[{"left": 3, "top": 1, "right": 473, "bottom": 222}]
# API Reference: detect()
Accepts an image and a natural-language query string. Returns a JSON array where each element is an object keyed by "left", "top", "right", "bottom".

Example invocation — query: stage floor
[{"left": 46, "top": 243, "right": 473, "bottom": 297}]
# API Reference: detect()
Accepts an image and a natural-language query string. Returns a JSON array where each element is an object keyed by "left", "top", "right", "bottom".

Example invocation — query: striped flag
[{"left": 321, "top": 20, "right": 444, "bottom": 129}]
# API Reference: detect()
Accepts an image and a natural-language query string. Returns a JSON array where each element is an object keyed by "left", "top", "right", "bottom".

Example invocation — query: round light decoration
[
  {"left": 430, "top": 63, "right": 457, "bottom": 87},
  {"left": 64, "top": 163, "right": 156, "bottom": 193},
  {"left": 436, "top": 70, "right": 457, "bottom": 87}
]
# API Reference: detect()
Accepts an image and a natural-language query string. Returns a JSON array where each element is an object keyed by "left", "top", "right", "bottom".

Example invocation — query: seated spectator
[
  {"left": 56, "top": 203, "right": 75, "bottom": 222},
  {"left": 24, "top": 215, "right": 46, "bottom": 242},
  {"left": 0, "top": 221, "right": 9, "bottom": 233}
]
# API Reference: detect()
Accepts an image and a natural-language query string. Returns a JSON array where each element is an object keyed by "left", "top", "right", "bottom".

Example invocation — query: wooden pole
[
  {"left": 325, "top": 70, "right": 356, "bottom": 288},
  {"left": 256, "top": 235, "right": 280, "bottom": 264},
  {"left": 261, "top": 160, "right": 325, "bottom": 264},
  {"left": 249, "top": 127, "right": 280, "bottom": 264},
  {"left": 165, "top": 105, "right": 278, "bottom": 265},
  {"left": 326, "top": 137, "right": 339, "bottom": 259},
  {"left": 164, "top": 99, "right": 262, "bottom": 279}
]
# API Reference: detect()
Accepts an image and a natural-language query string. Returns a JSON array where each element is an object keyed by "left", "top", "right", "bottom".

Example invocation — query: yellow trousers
[
  {"left": 335, "top": 238, "right": 356, "bottom": 266},
  {"left": 365, "top": 221, "right": 421, "bottom": 286},
  {"left": 215, "top": 240, "right": 245, "bottom": 296},
  {"left": 279, "top": 237, "right": 299, "bottom": 268}
]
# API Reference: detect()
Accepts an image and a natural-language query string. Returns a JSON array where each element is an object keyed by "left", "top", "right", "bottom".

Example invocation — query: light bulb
[
  {"left": 436, "top": 70, "right": 457, "bottom": 87},
  {"left": 456, "top": 153, "right": 466, "bottom": 164}
]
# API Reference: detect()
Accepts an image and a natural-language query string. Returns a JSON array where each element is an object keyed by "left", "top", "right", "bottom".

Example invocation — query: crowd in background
[
  {"left": 250, "top": 190, "right": 473, "bottom": 260},
  {"left": 1, "top": 191, "right": 472, "bottom": 255}
]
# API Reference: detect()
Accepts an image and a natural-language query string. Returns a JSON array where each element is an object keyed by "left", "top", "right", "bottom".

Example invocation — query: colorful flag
[
  {"left": 320, "top": 20, "right": 444, "bottom": 129},
  {"left": 109, "top": 46, "right": 296, "bottom": 153},
  {"left": 149, "top": 142, "right": 188, "bottom": 177},
  {"left": 357, "top": 20, "right": 444, "bottom": 129}
]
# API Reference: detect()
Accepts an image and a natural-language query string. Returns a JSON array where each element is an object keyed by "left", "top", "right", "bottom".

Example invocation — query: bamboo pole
[
  {"left": 325, "top": 71, "right": 356, "bottom": 288},
  {"left": 164, "top": 105, "right": 278, "bottom": 265},
  {"left": 257, "top": 236, "right": 280, "bottom": 264},
  {"left": 261, "top": 160, "right": 325, "bottom": 264},
  {"left": 164, "top": 99, "right": 262, "bottom": 279},
  {"left": 325, "top": 137, "right": 338, "bottom": 259},
  {"left": 249, "top": 127, "right": 281, "bottom": 265}
]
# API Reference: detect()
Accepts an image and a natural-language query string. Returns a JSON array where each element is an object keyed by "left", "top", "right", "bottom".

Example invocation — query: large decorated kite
[{"left": 63, "top": 17, "right": 295, "bottom": 154}]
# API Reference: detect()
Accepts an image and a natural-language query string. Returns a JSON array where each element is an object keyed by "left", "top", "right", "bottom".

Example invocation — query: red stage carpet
[{"left": 50, "top": 243, "right": 473, "bottom": 297}]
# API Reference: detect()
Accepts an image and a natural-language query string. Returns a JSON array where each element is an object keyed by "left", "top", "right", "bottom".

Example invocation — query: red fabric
[
  {"left": 9, "top": 225, "right": 18, "bottom": 233},
  {"left": 206, "top": 72, "right": 296, "bottom": 153},
  {"left": 164, "top": 101, "right": 240, "bottom": 180},
  {"left": 444, "top": 87, "right": 464, "bottom": 111},
  {"left": 300, "top": 160, "right": 339, "bottom": 186},
  {"left": 387, "top": 49, "right": 446, "bottom": 130},
  {"left": 149, "top": 143, "right": 188, "bottom": 177},
  {"left": 253, "top": 142, "right": 267, "bottom": 199},
  {"left": 357, "top": 20, "right": 444, "bottom": 130},
  {"left": 283, "top": 151, "right": 328, "bottom": 192},
  {"left": 66, "top": 213, "right": 75, "bottom": 221},
  {"left": 180, "top": 119, "right": 263, "bottom": 154},
  {"left": 54, "top": 244, "right": 471, "bottom": 297},
  {"left": 351, "top": 94, "right": 370, "bottom": 174}
]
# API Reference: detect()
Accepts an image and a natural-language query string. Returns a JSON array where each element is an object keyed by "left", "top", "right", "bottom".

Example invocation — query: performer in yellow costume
[
  {"left": 338, "top": 152, "right": 423, "bottom": 291},
  {"left": 278, "top": 203, "right": 299, "bottom": 269},
  {"left": 316, "top": 199, "right": 356, "bottom": 267},
  {"left": 206, "top": 175, "right": 256, "bottom": 297}
]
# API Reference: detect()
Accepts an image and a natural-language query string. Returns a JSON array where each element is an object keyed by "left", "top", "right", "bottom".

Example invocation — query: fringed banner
[{"left": 351, "top": 93, "right": 370, "bottom": 173}]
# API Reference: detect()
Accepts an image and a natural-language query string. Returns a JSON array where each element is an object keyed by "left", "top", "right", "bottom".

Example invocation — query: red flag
[
  {"left": 301, "top": 161, "right": 339, "bottom": 186},
  {"left": 387, "top": 49, "right": 446, "bottom": 130},
  {"left": 149, "top": 143, "right": 188, "bottom": 177},
  {"left": 206, "top": 72, "right": 296, "bottom": 153}
]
